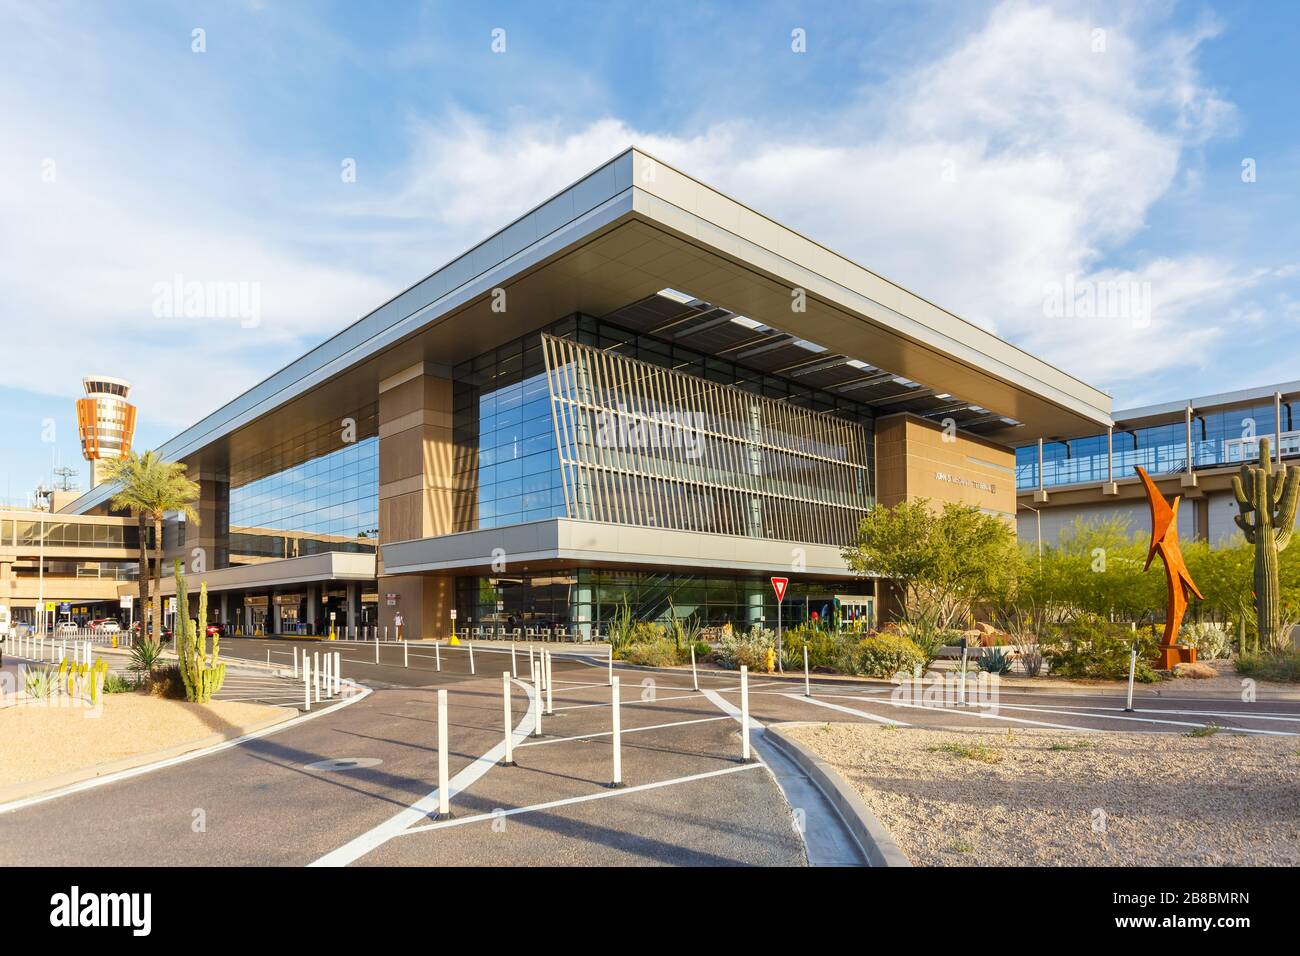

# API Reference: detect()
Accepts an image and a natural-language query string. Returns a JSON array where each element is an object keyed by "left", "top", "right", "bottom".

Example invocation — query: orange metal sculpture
[{"left": 1136, "top": 466, "right": 1203, "bottom": 668}]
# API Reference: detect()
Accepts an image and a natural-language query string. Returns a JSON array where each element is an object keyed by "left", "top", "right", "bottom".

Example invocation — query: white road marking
[
  {"left": 310, "top": 678, "right": 538, "bottom": 867},
  {"left": 398, "top": 763, "right": 765, "bottom": 836},
  {"left": 812, "top": 693, "right": 1102, "bottom": 732},
  {"left": 965, "top": 701, "right": 1299, "bottom": 736},
  {"left": 0, "top": 681, "right": 372, "bottom": 817},
  {"left": 701, "top": 688, "right": 766, "bottom": 730},
  {"left": 517, "top": 715, "right": 731, "bottom": 748},
  {"left": 785, "top": 694, "right": 910, "bottom": 726}
]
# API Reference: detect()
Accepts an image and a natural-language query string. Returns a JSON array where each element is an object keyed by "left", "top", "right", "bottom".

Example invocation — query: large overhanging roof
[
  {"left": 604, "top": 292, "right": 1011, "bottom": 432},
  {"left": 68, "top": 147, "right": 1111, "bottom": 514}
]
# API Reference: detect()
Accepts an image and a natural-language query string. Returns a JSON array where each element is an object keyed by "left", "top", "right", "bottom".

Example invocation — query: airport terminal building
[{"left": 66, "top": 149, "right": 1111, "bottom": 638}]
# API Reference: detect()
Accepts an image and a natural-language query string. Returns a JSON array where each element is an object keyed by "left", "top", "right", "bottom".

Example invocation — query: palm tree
[{"left": 103, "top": 451, "right": 200, "bottom": 640}]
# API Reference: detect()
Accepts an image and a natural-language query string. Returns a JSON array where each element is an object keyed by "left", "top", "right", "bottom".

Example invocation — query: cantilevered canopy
[{"left": 70, "top": 147, "right": 1111, "bottom": 514}]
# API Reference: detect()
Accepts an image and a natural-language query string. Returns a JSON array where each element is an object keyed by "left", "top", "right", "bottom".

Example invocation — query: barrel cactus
[
  {"left": 173, "top": 560, "right": 226, "bottom": 702},
  {"left": 1232, "top": 438, "right": 1300, "bottom": 652}
]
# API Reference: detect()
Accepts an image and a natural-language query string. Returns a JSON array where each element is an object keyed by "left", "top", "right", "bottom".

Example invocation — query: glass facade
[
  {"left": 1, "top": 519, "right": 140, "bottom": 550},
  {"left": 451, "top": 314, "right": 875, "bottom": 544},
  {"left": 227, "top": 405, "right": 379, "bottom": 565},
  {"left": 1016, "top": 399, "right": 1299, "bottom": 490},
  {"left": 452, "top": 340, "right": 565, "bottom": 531},
  {"left": 544, "top": 334, "right": 872, "bottom": 545},
  {"left": 455, "top": 569, "right": 874, "bottom": 630}
]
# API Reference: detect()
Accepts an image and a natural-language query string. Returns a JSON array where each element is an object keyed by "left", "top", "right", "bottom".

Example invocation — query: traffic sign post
[{"left": 771, "top": 577, "right": 789, "bottom": 674}]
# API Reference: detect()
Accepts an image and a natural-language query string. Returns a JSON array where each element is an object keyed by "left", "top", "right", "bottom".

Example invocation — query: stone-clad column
[{"left": 377, "top": 363, "right": 457, "bottom": 639}]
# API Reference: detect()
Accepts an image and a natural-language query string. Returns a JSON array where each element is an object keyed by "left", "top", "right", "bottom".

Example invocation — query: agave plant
[
  {"left": 978, "top": 646, "right": 1013, "bottom": 675},
  {"left": 130, "top": 637, "right": 164, "bottom": 677},
  {"left": 24, "top": 666, "right": 58, "bottom": 700}
]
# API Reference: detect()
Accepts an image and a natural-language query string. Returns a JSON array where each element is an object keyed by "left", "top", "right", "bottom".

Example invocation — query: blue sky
[{"left": 1, "top": 0, "right": 1297, "bottom": 502}]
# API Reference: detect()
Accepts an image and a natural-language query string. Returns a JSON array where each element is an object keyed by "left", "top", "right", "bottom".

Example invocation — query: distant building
[
  {"left": 1016, "top": 381, "right": 1300, "bottom": 549},
  {"left": 76, "top": 376, "right": 137, "bottom": 486}
]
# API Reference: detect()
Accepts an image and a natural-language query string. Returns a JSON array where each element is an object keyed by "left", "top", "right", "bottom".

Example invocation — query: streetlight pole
[
  {"left": 37, "top": 511, "right": 45, "bottom": 635},
  {"left": 1017, "top": 502, "right": 1042, "bottom": 564}
]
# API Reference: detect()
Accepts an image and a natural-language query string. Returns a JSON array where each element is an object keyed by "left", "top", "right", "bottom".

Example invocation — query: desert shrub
[
  {"left": 889, "top": 621, "right": 948, "bottom": 669},
  {"left": 978, "top": 646, "right": 1013, "bottom": 675},
  {"left": 618, "top": 639, "right": 682, "bottom": 667},
  {"left": 147, "top": 664, "right": 186, "bottom": 699},
  {"left": 628, "top": 620, "right": 667, "bottom": 644},
  {"left": 605, "top": 598, "right": 636, "bottom": 651},
  {"left": 715, "top": 627, "right": 776, "bottom": 673},
  {"left": 779, "top": 626, "right": 849, "bottom": 671},
  {"left": 692, "top": 639, "right": 711, "bottom": 661},
  {"left": 1235, "top": 650, "right": 1300, "bottom": 682},
  {"left": 1041, "top": 614, "right": 1159, "bottom": 682},
  {"left": 25, "top": 667, "right": 58, "bottom": 700},
  {"left": 837, "top": 632, "right": 925, "bottom": 678},
  {"left": 103, "top": 672, "right": 137, "bottom": 694},
  {"left": 1178, "top": 622, "right": 1231, "bottom": 661},
  {"left": 1017, "top": 642, "right": 1044, "bottom": 677}
]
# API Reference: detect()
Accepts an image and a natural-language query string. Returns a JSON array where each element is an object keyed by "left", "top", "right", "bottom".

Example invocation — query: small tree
[
  {"left": 103, "top": 451, "right": 199, "bottom": 640},
  {"left": 842, "top": 499, "right": 1018, "bottom": 629}
]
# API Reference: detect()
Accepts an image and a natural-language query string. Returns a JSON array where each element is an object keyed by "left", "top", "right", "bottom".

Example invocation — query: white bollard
[
  {"left": 1125, "top": 644, "right": 1137, "bottom": 712},
  {"left": 610, "top": 675, "right": 623, "bottom": 788},
  {"left": 501, "top": 672, "right": 515, "bottom": 766},
  {"left": 314, "top": 652, "right": 321, "bottom": 703},
  {"left": 532, "top": 665, "right": 543, "bottom": 738},
  {"left": 333, "top": 651, "right": 341, "bottom": 694},
  {"left": 528, "top": 645, "right": 535, "bottom": 682},
  {"left": 608, "top": 641, "right": 613, "bottom": 686},
  {"left": 436, "top": 689, "right": 450, "bottom": 819},
  {"left": 374, "top": 637, "right": 379, "bottom": 664},
  {"left": 740, "top": 664, "right": 752, "bottom": 762},
  {"left": 293, "top": 646, "right": 299, "bottom": 679},
  {"left": 511, "top": 641, "right": 518, "bottom": 679},
  {"left": 804, "top": 645, "right": 811, "bottom": 698},
  {"left": 469, "top": 642, "right": 475, "bottom": 675},
  {"left": 691, "top": 643, "right": 699, "bottom": 691},
  {"left": 266, "top": 648, "right": 271, "bottom": 668},
  {"left": 435, "top": 641, "right": 441, "bottom": 672},
  {"left": 545, "top": 650, "right": 554, "bottom": 716},
  {"left": 303, "top": 657, "right": 311, "bottom": 711},
  {"left": 959, "top": 645, "right": 968, "bottom": 706},
  {"left": 404, "top": 639, "right": 409, "bottom": 668}
]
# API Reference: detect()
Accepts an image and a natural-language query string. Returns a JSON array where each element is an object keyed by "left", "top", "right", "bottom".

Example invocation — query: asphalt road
[{"left": 2, "top": 636, "right": 1296, "bottom": 867}]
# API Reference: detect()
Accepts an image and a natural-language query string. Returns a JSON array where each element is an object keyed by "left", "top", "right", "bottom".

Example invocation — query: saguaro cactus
[
  {"left": 1232, "top": 438, "right": 1300, "bottom": 652},
  {"left": 173, "top": 560, "right": 227, "bottom": 702}
]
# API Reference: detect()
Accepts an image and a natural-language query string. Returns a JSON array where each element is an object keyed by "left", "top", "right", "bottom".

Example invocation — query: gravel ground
[
  {"left": 786, "top": 722, "right": 1300, "bottom": 866},
  {"left": 0, "top": 690, "right": 286, "bottom": 788}
]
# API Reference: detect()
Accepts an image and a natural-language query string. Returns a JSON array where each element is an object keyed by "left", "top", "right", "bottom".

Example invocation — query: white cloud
[
  {"left": 0, "top": 0, "right": 1284, "bottom": 448},
  {"left": 369, "top": 2, "right": 1269, "bottom": 403}
]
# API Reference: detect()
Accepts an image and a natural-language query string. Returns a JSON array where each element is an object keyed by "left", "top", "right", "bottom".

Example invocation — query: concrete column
[
  {"left": 183, "top": 473, "right": 229, "bottom": 571},
  {"left": 376, "top": 574, "right": 454, "bottom": 639},
  {"left": 271, "top": 593, "right": 282, "bottom": 636},
  {"left": 346, "top": 582, "right": 360, "bottom": 629},
  {"left": 307, "top": 585, "right": 319, "bottom": 636}
]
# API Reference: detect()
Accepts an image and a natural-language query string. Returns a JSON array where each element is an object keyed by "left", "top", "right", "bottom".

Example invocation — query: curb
[
  {"left": 0, "top": 707, "right": 297, "bottom": 807},
  {"left": 765, "top": 723, "right": 911, "bottom": 868}
]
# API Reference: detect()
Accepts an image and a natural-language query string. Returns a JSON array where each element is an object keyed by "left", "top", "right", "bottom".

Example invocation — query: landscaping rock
[{"left": 1173, "top": 661, "right": 1218, "bottom": 679}]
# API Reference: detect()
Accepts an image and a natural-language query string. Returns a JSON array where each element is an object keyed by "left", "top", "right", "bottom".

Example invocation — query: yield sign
[{"left": 770, "top": 576, "right": 789, "bottom": 602}]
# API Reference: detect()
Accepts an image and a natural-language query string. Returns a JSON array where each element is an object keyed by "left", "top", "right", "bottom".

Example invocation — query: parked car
[
  {"left": 91, "top": 619, "right": 121, "bottom": 633},
  {"left": 205, "top": 623, "right": 224, "bottom": 638},
  {"left": 57, "top": 621, "right": 79, "bottom": 635}
]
